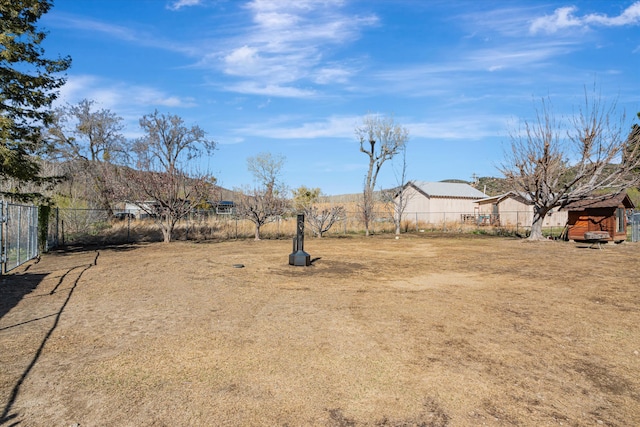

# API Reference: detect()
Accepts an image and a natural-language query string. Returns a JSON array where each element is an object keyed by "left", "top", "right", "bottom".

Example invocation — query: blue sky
[{"left": 42, "top": 0, "right": 640, "bottom": 195}]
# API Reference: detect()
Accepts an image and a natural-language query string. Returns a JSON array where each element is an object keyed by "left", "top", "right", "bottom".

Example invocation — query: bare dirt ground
[{"left": 1, "top": 234, "right": 639, "bottom": 426}]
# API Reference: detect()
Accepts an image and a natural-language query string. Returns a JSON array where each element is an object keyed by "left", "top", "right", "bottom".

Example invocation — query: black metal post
[{"left": 289, "top": 214, "right": 311, "bottom": 266}]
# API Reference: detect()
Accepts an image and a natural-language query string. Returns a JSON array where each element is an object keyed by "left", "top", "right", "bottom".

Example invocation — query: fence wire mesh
[
  {"left": 1, "top": 202, "right": 39, "bottom": 273},
  {"left": 43, "top": 207, "right": 576, "bottom": 248},
  {"left": 631, "top": 211, "right": 640, "bottom": 243}
]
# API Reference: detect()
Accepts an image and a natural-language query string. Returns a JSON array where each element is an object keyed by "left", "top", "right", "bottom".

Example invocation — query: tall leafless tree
[
  {"left": 119, "top": 110, "right": 216, "bottom": 243},
  {"left": 46, "top": 99, "right": 127, "bottom": 214},
  {"left": 355, "top": 114, "right": 409, "bottom": 236},
  {"left": 499, "top": 90, "right": 640, "bottom": 240},
  {"left": 381, "top": 145, "right": 411, "bottom": 237}
]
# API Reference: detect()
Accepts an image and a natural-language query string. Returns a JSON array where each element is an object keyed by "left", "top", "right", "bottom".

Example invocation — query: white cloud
[
  {"left": 52, "top": 2, "right": 376, "bottom": 99},
  {"left": 530, "top": 2, "right": 640, "bottom": 34},
  {"left": 530, "top": 6, "right": 583, "bottom": 34},
  {"left": 224, "top": 82, "right": 316, "bottom": 98},
  {"left": 235, "top": 115, "right": 358, "bottom": 139},
  {"left": 467, "top": 42, "right": 576, "bottom": 71},
  {"left": 50, "top": 15, "right": 140, "bottom": 41},
  {"left": 46, "top": 13, "right": 197, "bottom": 56},
  {"left": 213, "top": 0, "right": 377, "bottom": 97},
  {"left": 368, "top": 40, "right": 576, "bottom": 100},
  {"left": 224, "top": 45, "right": 261, "bottom": 76},
  {"left": 218, "top": 136, "right": 245, "bottom": 145},
  {"left": 584, "top": 2, "right": 640, "bottom": 26},
  {"left": 406, "top": 116, "right": 507, "bottom": 140},
  {"left": 57, "top": 75, "right": 197, "bottom": 110},
  {"left": 167, "top": 0, "right": 203, "bottom": 11},
  {"left": 313, "top": 66, "right": 353, "bottom": 84},
  {"left": 231, "top": 112, "right": 508, "bottom": 142}
]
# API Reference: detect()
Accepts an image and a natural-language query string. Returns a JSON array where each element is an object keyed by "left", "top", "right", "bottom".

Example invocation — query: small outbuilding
[
  {"left": 396, "top": 181, "right": 488, "bottom": 223},
  {"left": 564, "top": 192, "right": 635, "bottom": 243},
  {"left": 474, "top": 191, "right": 568, "bottom": 227}
]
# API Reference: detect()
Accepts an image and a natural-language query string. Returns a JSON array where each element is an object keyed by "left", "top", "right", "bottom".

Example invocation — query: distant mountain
[
  {"left": 440, "top": 177, "right": 511, "bottom": 196},
  {"left": 471, "top": 177, "right": 512, "bottom": 196}
]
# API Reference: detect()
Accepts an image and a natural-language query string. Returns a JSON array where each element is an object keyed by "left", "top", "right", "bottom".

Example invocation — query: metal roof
[
  {"left": 563, "top": 192, "right": 635, "bottom": 210},
  {"left": 410, "top": 181, "right": 488, "bottom": 199},
  {"left": 474, "top": 191, "right": 530, "bottom": 204}
]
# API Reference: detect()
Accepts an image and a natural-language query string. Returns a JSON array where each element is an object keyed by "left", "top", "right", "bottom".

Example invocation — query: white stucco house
[{"left": 395, "top": 181, "right": 488, "bottom": 224}]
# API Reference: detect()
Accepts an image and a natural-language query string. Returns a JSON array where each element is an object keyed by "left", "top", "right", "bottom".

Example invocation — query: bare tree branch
[
  {"left": 355, "top": 114, "right": 409, "bottom": 236},
  {"left": 237, "top": 152, "right": 289, "bottom": 240},
  {"left": 117, "top": 111, "right": 216, "bottom": 243},
  {"left": 499, "top": 89, "right": 640, "bottom": 240}
]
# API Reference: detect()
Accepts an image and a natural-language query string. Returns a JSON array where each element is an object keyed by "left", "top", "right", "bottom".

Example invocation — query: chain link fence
[
  {"left": 0, "top": 203, "right": 633, "bottom": 269},
  {"left": 43, "top": 207, "right": 577, "bottom": 248},
  {"left": 1, "top": 202, "right": 39, "bottom": 273},
  {"left": 631, "top": 210, "right": 640, "bottom": 243}
]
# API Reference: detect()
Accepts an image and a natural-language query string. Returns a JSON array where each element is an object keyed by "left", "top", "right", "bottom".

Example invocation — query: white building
[
  {"left": 396, "top": 181, "right": 488, "bottom": 224},
  {"left": 474, "top": 191, "right": 568, "bottom": 227}
]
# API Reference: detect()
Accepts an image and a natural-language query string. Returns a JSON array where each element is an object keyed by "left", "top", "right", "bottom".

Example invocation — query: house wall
[
  {"left": 402, "top": 187, "right": 480, "bottom": 223},
  {"left": 402, "top": 186, "right": 430, "bottom": 215},
  {"left": 477, "top": 198, "right": 567, "bottom": 227},
  {"left": 123, "top": 202, "right": 157, "bottom": 219},
  {"left": 123, "top": 202, "right": 143, "bottom": 218}
]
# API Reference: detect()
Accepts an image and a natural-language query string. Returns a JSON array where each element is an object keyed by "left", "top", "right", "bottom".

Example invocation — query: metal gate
[
  {"left": 1, "top": 201, "right": 39, "bottom": 273},
  {"left": 632, "top": 212, "right": 640, "bottom": 243}
]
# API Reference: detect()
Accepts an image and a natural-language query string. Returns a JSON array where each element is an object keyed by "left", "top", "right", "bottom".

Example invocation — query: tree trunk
[
  {"left": 161, "top": 226, "right": 172, "bottom": 243},
  {"left": 254, "top": 224, "right": 261, "bottom": 240},
  {"left": 160, "top": 216, "right": 174, "bottom": 243},
  {"left": 528, "top": 207, "right": 550, "bottom": 240}
]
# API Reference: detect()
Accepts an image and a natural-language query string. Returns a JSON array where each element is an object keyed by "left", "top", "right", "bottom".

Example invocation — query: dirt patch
[{"left": 1, "top": 234, "right": 639, "bottom": 426}]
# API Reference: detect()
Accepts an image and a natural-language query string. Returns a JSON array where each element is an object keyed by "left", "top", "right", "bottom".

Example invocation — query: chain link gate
[
  {"left": 631, "top": 212, "right": 640, "bottom": 243},
  {"left": 1, "top": 201, "right": 39, "bottom": 273}
]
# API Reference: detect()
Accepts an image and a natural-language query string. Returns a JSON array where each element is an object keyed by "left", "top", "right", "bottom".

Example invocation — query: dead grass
[{"left": 1, "top": 234, "right": 639, "bottom": 426}]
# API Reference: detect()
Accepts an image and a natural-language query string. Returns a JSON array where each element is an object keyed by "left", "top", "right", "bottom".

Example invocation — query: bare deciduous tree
[
  {"left": 46, "top": 99, "right": 127, "bottom": 214},
  {"left": 119, "top": 110, "right": 216, "bottom": 243},
  {"left": 292, "top": 186, "right": 345, "bottom": 237},
  {"left": 356, "top": 114, "right": 409, "bottom": 236},
  {"left": 499, "top": 90, "right": 640, "bottom": 240},
  {"left": 235, "top": 187, "right": 289, "bottom": 240},
  {"left": 247, "top": 152, "right": 285, "bottom": 194},
  {"left": 305, "top": 204, "right": 345, "bottom": 238},
  {"left": 236, "top": 152, "right": 288, "bottom": 240},
  {"left": 381, "top": 144, "right": 411, "bottom": 237}
]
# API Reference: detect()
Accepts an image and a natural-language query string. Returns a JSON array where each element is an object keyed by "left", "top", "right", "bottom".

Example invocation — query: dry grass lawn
[{"left": 1, "top": 234, "right": 639, "bottom": 426}]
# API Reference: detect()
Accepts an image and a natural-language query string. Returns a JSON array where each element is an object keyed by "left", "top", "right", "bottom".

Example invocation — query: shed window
[{"left": 616, "top": 208, "right": 625, "bottom": 233}]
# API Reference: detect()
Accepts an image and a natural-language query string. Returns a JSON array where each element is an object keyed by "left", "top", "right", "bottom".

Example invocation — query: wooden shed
[{"left": 564, "top": 192, "right": 635, "bottom": 243}]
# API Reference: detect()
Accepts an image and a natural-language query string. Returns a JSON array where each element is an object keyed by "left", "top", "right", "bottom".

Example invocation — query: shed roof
[
  {"left": 410, "top": 181, "right": 487, "bottom": 199},
  {"left": 563, "top": 192, "right": 635, "bottom": 210},
  {"left": 474, "top": 191, "right": 530, "bottom": 205}
]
